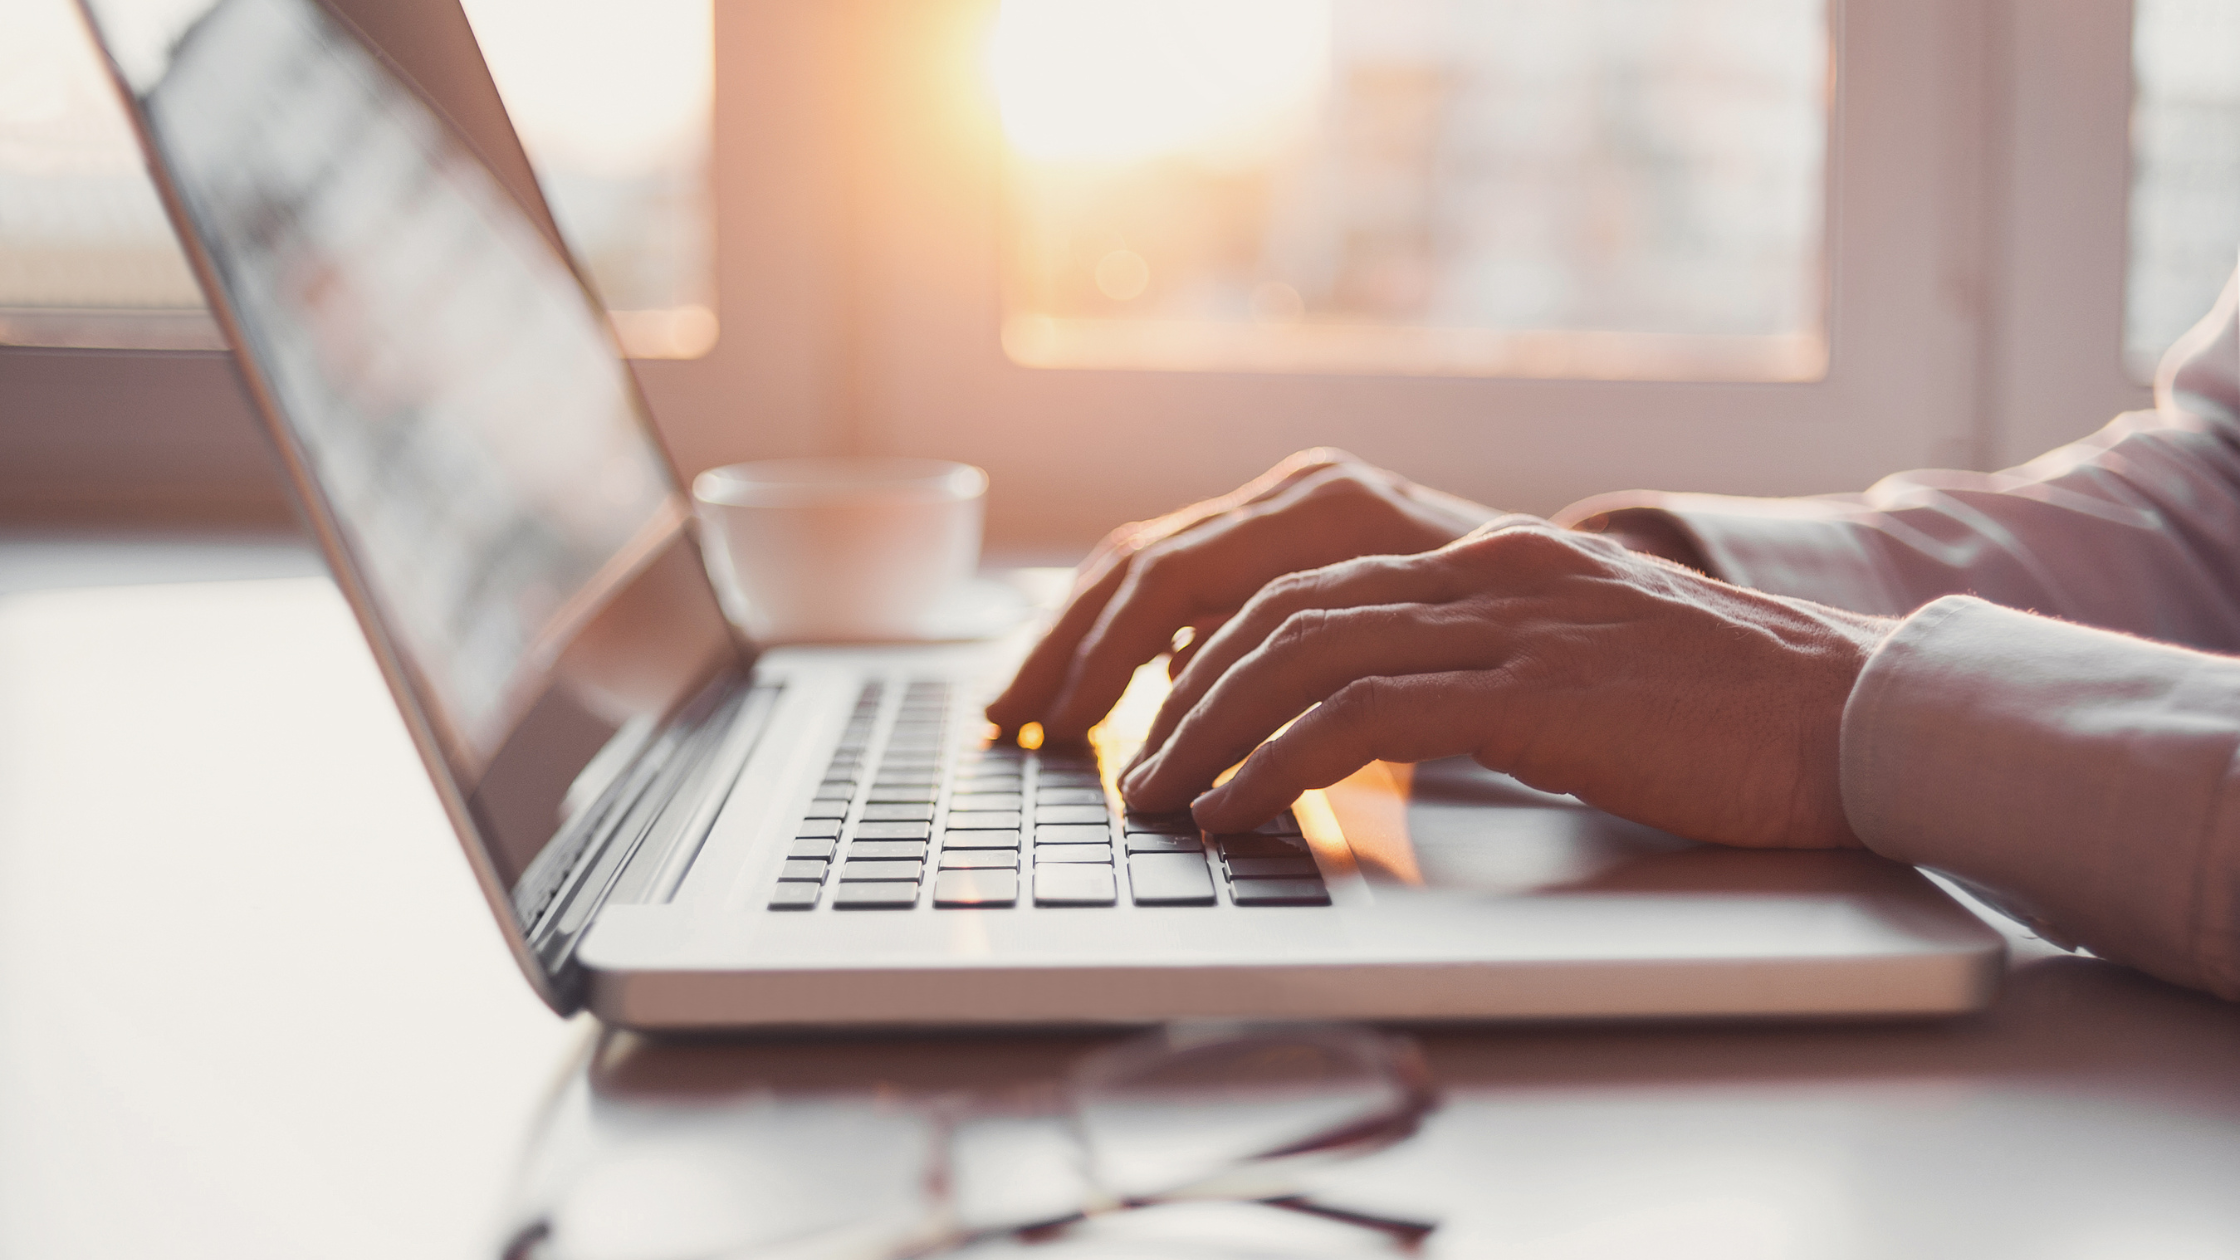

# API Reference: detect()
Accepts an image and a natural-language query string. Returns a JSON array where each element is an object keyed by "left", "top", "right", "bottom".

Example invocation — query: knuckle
[
  {"left": 1321, "top": 676, "right": 1392, "bottom": 728},
  {"left": 1266, "top": 607, "right": 1330, "bottom": 655}
]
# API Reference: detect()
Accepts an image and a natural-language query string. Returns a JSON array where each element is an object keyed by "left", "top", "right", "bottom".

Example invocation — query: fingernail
[
  {"left": 1191, "top": 786, "right": 1227, "bottom": 820},
  {"left": 1120, "top": 757, "right": 1154, "bottom": 797}
]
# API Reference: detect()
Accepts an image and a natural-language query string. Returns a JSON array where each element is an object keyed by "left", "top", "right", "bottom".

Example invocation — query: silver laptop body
[{"left": 80, "top": 0, "right": 2004, "bottom": 1029}]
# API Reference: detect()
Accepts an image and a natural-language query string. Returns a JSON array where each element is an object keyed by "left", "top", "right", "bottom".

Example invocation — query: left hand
[{"left": 1118, "top": 519, "right": 1897, "bottom": 850}]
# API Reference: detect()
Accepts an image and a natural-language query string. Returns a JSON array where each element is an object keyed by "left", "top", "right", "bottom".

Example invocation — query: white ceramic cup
[{"left": 691, "top": 457, "right": 988, "bottom": 643}]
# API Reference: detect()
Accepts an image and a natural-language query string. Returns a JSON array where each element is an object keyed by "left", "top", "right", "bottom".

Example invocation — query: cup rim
[{"left": 693, "top": 457, "right": 987, "bottom": 508}]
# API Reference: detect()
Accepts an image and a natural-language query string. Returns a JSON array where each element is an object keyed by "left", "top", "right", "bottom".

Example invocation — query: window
[
  {"left": 0, "top": 0, "right": 714, "bottom": 357},
  {"left": 993, "top": 0, "right": 1830, "bottom": 381},
  {"left": 2127, "top": 0, "right": 2240, "bottom": 377}
]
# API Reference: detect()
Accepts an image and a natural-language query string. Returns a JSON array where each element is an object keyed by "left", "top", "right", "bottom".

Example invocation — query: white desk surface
[{"left": 2, "top": 534, "right": 2237, "bottom": 1260}]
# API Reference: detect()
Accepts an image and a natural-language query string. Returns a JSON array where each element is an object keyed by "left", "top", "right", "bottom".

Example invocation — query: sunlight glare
[{"left": 989, "top": 0, "right": 1331, "bottom": 165}]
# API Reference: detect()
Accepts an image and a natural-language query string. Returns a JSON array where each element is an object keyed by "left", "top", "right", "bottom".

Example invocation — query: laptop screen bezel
[{"left": 74, "top": 0, "right": 754, "bottom": 1014}]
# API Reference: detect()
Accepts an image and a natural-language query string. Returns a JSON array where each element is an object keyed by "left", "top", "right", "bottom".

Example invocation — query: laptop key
[
  {"left": 1035, "top": 843, "right": 1113, "bottom": 864},
  {"left": 852, "top": 820, "right": 933, "bottom": 841},
  {"left": 861, "top": 803, "right": 936, "bottom": 823},
  {"left": 946, "top": 810, "right": 1023, "bottom": 831},
  {"left": 789, "top": 837, "right": 839, "bottom": 860},
  {"left": 1035, "top": 824, "right": 1111, "bottom": 846},
  {"left": 802, "top": 800, "right": 850, "bottom": 821},
  {"left": 850, "top": 840, "right": 929, "bottom": 861},
  {"left": 1037, "top": 770, "right": 1103, "bottom": 790},
  {"left": 934, "top": 870, "right": 1019, "bottom": 908},
  {"left": 840, "top": 858, "right": 926, "bottom": 881},
  {"left": 952, "top": 792, "right": 1025, "bottom": 812},
  {"left": 1214, "top": 833, "right": 1312, "bottom": 859},
  {"left": 1129, "top": 853, "right": 1216, "bottom": 906},
  {"left": 1036, "top": 787, "right": 1107, "bottom": 806},
  {"left": 768, "top": 883, "right": 820, "bottom": 910},
  {"left": 833, "top": 882, "right": 920, "bottom": 909},
  {"left": 1123, "top": 810, "right": 1198, "bottom": 835},
  {"left": 778, "top": 859, "right": 828, "bottom": 882},
  {"left": 1035, "top": 865, "right": 1117, "bottom": 906},
  {"left": 795, "top": 818, "right": 843, "bottom": 840},
  {"left": 942, "top": 828, "right": 1022, "bottom": 850},
  {"left": 1226, "top": 855, "right": 1319, "bottom": 879},
  {"left": 1124, "top": 832, "right": 1203, "bottom": 855},
  {"left": 866, "top": 786, "right": 938, "bottom": 803},
  {"left": 1253, "top": 813, "right": 1304, "bottom": 837},
  {"left": 939, "top": 849, "right": 1019, "bottom": 869},
  {"left": 1036, "top": 805, "right": 1109, "bottom": 825},
  {"left": 1230, "top": 878, "right": 1330, "bottom": 907}
]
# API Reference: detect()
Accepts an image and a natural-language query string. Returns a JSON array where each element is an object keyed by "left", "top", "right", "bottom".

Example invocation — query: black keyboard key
[
  {"left": 861, "top": 803, "right": 936, "bottom": 823},
  {"left": 788, "top": 837, "right": 838, "bottom": 860},
  {"left": 1231, "top": 878, "right": 1330, "bottom": 907},
  {"left": 953, "top": 792, "right": 1025, "bottom": 812},
  {"left": 853, "top": 820, "right": 933, "bottom": 841},
  {"left": 866, "top": 785, "right": 939, "bottom": 803},
  {"left": 768, "top": 883, "right": 819, "bottom": 910},
  {"left": 1035, "top": 865, "right": 1117, "bottom": 906},
  {"left": 946, "top": 810, "right": 1023, "bottom": 831},
  {"left": 942, "top": 828, "right": 1022, "bottom": 850},
  {"left": 940, "top": 849, "right": 1019, "bottom": 869},
  {"left": 795, "top": 818, "right": 843, "bottom": 840},
  {"left": 1037, "top": 787, "right": 1107, "bottom": 806},
  {"left": 1035, "top": 823, "right": 1111, "bottom": 846},
  {"left": 833, "top": 882, "right": 919, "bottom": 909},
  {"left": 1253, "top": 813, "right": 1304, "bottom": 836},
  {"left": 1124, "top": 832, "right": 1203, "bottom": 855},
  {"left": 850, "top": 840, "right": 929, "bottom": 861},
  {"left": 1036, "top": 804, "right": 1108, "bottom": 825},
  {"left": 840, "top": 858, "right": 925, "bottom": 881},
  {"left": 1123, "top": 810, "right": 1198, "bottom": 835},
  {"left": 1035, "top": 843, "right": 1112, "bottom": 863},
  {"left": 934, "top": 870, "right": 1018, "bottom": 907},
  {"left": 1129, "top": 853, "right": 1215, "bottom": 906},
  {"left": 778, "top": 859, "right": 828, "bottom": 882},
  {"left": 1215, "top": 833, "right": 1312, "bottom": 859},
  {"left": 1227, "top": 855, "right": 1318, "bottom": 879}
]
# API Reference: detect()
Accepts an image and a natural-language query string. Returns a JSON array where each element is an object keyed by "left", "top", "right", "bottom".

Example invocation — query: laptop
[{"left": 79, "top": 0, "right": 2005, "bottom": 1029}]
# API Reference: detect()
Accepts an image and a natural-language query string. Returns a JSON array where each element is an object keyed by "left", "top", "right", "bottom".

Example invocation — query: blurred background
[{"left": 1, "top": 0, "right": 2235, "bottom": 546}]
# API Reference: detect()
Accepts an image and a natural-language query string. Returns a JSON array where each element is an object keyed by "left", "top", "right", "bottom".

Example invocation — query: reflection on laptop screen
[{"left": 102, "top": 0, "right": 684, "bottom": 773}]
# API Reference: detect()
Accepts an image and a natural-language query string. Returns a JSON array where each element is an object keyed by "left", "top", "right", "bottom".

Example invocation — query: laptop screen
[{"left": 81, "top": 0, "right": 744, "bottom": 967}]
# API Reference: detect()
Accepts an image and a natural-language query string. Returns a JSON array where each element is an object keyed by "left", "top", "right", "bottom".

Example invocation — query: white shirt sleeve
[
  {"left": 1555, "top": 272, "right": 2240, "bottom": 653},
  {"left": 1552, "top": 269, "right": 2240, "bottom": 999}
]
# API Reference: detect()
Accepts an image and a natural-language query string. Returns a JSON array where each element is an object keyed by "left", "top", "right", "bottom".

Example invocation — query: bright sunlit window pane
[
  {"left": 2127, "top": 0, "right": 2240, "bottom": 379},
  {"left": 992, "top": 0, "right": 1830, "bottom": 380},
  {"left": 0, "top": 0, "right": 713, "bottom": 357}
]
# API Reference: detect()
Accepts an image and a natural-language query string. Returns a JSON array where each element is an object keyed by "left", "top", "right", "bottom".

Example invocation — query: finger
[
  {"left": 988, "top": 451, "right": 1354, "bottom": 727},
  {"left": 1037, "top": 523, "right": 1259, "bottom": 740},
  {"left": 1188, "top": 672, "right": 1511, "bottom": 833},
  {"left": 1132, "top": 552, "right": 1456, "bottom": 767},
  {"left": 985, "top": 551, "right": 1134, "bottom": 728},
  {"left": 1165, "top": 614, "right": 1232, "bottom": 681},
  {"left": 1121, "top": 600, "right": 1507, "bottom": 812}
]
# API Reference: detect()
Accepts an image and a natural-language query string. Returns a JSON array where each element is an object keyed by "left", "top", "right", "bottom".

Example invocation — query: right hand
[{"left": 985, "top": 449, "right": 1498, "bottom": 742}]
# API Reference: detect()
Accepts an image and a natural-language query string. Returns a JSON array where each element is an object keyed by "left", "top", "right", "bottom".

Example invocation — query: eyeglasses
[{"left": 508, "top": 1022, "right": 1442, "bottom": 1260}]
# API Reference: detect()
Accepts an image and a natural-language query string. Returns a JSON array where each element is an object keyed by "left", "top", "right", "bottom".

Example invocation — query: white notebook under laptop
[{"left": 79, "top": 0, "right": 2004, "bottom": 1028}]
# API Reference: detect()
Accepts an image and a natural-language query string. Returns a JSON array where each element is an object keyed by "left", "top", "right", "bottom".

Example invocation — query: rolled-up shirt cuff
[
  {"left": 1555, "top": 490, "right": 1921, "bottom": 615},
  {"left": 1839, "top": 595, "right": 2240, "bottom": 998}
]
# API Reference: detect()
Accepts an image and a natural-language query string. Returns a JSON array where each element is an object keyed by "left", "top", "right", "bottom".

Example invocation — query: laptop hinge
[{"left": 522, "top": 673, "right": 779, "bottom": 1009}]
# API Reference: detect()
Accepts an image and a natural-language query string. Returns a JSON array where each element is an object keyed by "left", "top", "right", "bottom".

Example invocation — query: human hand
[
  {"left": 986, "top": 449, "right": 1498, "bottom": 741},
  {"left": 1119, "top": 520, "right": 1897, "bottom": 850}
]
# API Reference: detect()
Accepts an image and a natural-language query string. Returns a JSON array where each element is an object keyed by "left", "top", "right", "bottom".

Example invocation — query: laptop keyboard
[{"left": 767, "top": 678, "right": 1331, "bottom": 912}]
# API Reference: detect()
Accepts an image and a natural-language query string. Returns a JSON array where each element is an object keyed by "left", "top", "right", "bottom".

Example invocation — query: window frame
[{"left": 0, "top": 0, "right": 2160, "bottom": 544}]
